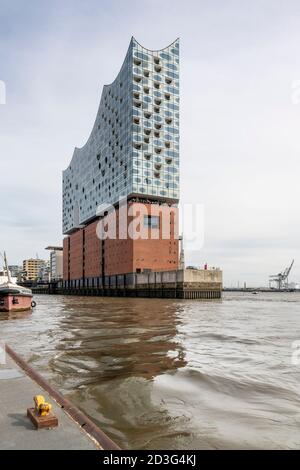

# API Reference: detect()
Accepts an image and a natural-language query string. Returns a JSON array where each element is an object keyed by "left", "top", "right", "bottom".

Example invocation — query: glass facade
[{"left": 63, "top": 37, "right": 180, "bottom": 234}]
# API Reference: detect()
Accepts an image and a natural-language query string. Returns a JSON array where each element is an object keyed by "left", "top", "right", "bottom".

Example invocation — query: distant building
[
  {"left": 45, "top": 246, "right": 63, "bottom": 281},
  {"left": 22, "top": 259, "right": 47, "bottom": 281},
  {"left": 37, "top": 261, "right": 50, "bottom": 283},
  {"left": 8, "top": 265, "right": 22, "bottom": 281},
  {"left": 62, "top": 38, "right": 180, "bottom": 287}
]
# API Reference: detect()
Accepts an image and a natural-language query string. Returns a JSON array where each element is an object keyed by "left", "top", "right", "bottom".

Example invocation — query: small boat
[{"left": 0, "top": 252, "right": 34, "bottom": 313}]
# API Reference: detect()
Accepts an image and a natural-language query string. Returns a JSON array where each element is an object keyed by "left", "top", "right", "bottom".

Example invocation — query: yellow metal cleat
[{"left": 34, "top": 395, "right": 52, "bottom": 417}]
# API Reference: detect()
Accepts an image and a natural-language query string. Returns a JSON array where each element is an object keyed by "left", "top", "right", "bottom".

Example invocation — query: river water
[{"left": 0, "top": 292, "right": 300, "bottom": 449}]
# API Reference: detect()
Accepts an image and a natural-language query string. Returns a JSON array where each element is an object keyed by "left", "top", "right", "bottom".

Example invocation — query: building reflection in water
[
  {"left": 50, "top": 296, "right": 187, "bottom": 383},
  {"left": 49, "top": 296, "right": 188, "bottom": 449}
]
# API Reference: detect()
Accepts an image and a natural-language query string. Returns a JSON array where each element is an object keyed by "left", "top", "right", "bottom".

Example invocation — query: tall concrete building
[
  {"left": 63, "top": 38, "right": 180, "bottom": 288},
  {"left": 45, "top": 246, "right": 63, "bottom": 281}
]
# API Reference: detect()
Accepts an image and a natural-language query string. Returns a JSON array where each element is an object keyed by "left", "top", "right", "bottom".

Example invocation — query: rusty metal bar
[{"left": 5, "top": 343, "right": 120, "bottom": 450}]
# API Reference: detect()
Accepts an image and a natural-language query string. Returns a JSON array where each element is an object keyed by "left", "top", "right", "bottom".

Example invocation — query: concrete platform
[
  {"left": 33, "top": 268, "right": 223, "bottom": 299},
  {"left": 0, "top": 355, "right": 99, "bottom": 450}
]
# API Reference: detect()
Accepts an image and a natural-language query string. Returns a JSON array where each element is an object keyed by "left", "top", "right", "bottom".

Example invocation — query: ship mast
[{"left": 3, "top": 251, "right": 12, "bottom": 284}]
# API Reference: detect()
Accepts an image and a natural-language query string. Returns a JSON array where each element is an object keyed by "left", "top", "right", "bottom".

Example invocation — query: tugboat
[{"left": 0, "top": 252, "right": 34, "bottom": 313}]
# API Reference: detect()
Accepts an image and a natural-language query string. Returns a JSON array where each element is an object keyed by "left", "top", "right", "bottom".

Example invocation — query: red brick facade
[
  {"left": 69, "top": 229, "right": 84, "bottom": 280},
  {"left": 84, "top": 220, "right": 102, "bottom": 278},
  {"left": 63, "top": 203, "right": 179, "bottom": 281}
]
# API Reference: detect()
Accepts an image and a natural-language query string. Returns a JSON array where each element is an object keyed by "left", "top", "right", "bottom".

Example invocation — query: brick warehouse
[{"left": 62, "top": 38, "right": 181, "bottom": 288}]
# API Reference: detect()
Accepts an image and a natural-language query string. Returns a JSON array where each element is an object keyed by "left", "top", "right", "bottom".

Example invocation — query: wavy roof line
[
  {"left": 132, "top": 36, "right": 179, "bottom": 53},
  {"left": 63, "top": 37, "right": 179, "bottom": 173}
]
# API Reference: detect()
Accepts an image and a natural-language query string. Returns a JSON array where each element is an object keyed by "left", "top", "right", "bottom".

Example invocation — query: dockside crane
[{"left": 269, "top": 260, "right": 294, "bottom": 290}]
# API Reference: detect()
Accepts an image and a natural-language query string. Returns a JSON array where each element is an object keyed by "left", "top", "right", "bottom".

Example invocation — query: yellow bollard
[
  {"left": 34, "top": 395, "right": 52, "bottom": 417},
  {"left": 27, "top": 395, "right": 58, "bottom": 429}
]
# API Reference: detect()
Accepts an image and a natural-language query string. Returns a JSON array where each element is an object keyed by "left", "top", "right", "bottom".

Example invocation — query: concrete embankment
[
  {"left": 33, "top": 268, "right": 223, "bottom": 300},
  {"left": 0, "top": 344, "right": 120, "bottom": 450}
]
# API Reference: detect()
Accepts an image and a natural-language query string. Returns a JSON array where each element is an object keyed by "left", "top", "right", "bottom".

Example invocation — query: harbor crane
[{"left": 269, "top": 260, "right": 294, "bottom": 290}]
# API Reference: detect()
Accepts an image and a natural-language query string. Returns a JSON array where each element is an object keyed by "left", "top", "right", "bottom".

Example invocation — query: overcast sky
[{"left": 0, "top": 0, "right": 299, "bottom": 286}]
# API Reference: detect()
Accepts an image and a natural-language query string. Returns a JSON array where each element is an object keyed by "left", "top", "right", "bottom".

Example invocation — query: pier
[
  {"left": 0, "top": 344, "right": 119, "bottom": 450},
  {"left": 32, "top": 268, "right": 223, "bottom": 300}
]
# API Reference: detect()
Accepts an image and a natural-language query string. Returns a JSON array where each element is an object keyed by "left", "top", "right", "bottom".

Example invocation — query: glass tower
[{"left": 63, "top": 37, "right": 180, "bottom": 234}]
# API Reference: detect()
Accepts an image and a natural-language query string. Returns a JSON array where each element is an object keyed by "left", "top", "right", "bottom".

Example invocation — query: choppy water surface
[{"left": 1, "top": 292, "right": 300, "bottom": 449}]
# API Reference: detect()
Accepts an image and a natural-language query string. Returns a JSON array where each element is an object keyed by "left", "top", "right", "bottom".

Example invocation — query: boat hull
[
  {"left": 0, "top": 284, "right": 33, "bottom": 313},
  {"left": 0, "top": 293, "right": 33, "bottom": 312}
]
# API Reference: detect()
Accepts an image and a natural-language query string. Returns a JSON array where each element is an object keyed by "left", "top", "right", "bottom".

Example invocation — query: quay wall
[{"left": 33, "top": 269, "right": 223, "bottom": 300}]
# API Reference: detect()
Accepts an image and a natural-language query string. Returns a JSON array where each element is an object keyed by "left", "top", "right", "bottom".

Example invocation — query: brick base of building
[{"left": 63, "top": 202, "right": 179, "bottom": 282}]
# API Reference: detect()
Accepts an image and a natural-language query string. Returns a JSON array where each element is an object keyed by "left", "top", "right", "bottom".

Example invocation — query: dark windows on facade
[{"left": 144, "top": 215, "right": 160, "bottom": 229}]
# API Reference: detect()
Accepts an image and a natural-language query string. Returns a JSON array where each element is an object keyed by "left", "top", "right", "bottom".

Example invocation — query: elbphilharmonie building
[{"left": 63, "top": 38, "right": 180, "bottom": 283}]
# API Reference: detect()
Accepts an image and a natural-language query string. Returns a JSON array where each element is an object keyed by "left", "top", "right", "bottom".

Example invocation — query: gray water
[{"left": 0, "top": 292, "right": 300, "bottom": 449}]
